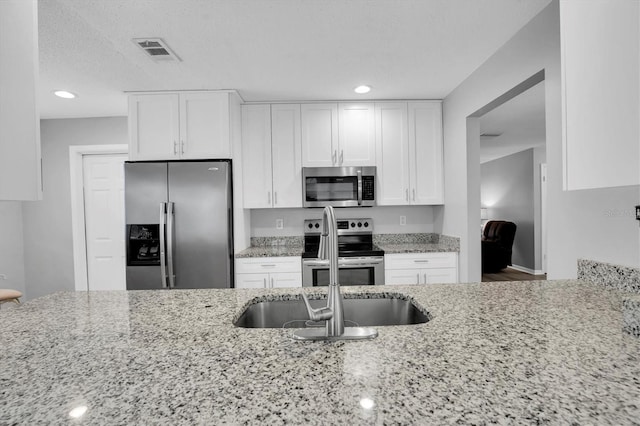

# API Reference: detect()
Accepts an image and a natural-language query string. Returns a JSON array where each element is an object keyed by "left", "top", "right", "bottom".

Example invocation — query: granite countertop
[
  {"left": 236, "top": 233, "right": 460, "bottom": 258},
  {"left": 2, "top": 280, "right": 639, "bottom": 424}
]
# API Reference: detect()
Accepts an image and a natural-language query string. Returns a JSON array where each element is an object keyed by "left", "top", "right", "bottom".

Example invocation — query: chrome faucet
[{"left": 293, "top": 206, "right": 377, "bottom": 341}]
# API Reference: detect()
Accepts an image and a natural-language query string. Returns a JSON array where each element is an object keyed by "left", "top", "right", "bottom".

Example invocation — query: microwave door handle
[
  {"left": 159, "top": 203, "right": 168, "bottom": 288},
  {"left": 357, "top": 169, "right": 363, "bottom": 206}
]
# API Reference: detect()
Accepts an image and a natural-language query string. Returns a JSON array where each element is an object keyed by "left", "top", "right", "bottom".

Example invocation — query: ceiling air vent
[{"left": 132, "top": 38, "right": 180, "bottom": 62}]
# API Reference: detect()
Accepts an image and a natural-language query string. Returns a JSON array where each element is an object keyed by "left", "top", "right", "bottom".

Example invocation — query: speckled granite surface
[
  {"left": 2, "top": 280, "right": 639, "bottom": 424},
  {"left": 374, "top": 233, "right": 460, "bottom": 253},
  {"left": 236, "top": 234, "right": 459, "bottom": 258},
  {"left": 577, "top": 259, "right": 640, "bottom": 293},
  {"left": 235, "top": 236, "right": 304, "bottom": 258}
]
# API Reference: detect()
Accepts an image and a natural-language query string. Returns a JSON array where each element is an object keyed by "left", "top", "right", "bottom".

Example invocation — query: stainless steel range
[{"left": 302, "top": 218, "right": 384, "bottom": 287}]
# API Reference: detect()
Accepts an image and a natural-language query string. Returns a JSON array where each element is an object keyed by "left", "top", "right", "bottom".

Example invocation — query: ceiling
[
  {"left": 37, "top": 0, "right": 551, "bottom": 119},
  {"left": 479, "top": 81, "right": 546, "bottom": 164}
]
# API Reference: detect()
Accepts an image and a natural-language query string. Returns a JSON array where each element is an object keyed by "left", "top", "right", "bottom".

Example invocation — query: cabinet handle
[
  {"left": 263, "top": 278, "right": 267, "bottom": 288},
  {"left": 270, "top": 278, "right": 274, "bottom": 288},
  {"left": 416, "top": 273, "right": 420, "bottom": 284},
  {"left": 260, "top": 264, "right": 276, "bottom": 268},
  {"left": 274, "top": 192, "right": 278, "bottom": 205},
  {"left": 414, "top": 259, "right": 430, "bottom": 263},
  {"left": 181, "top": 140, "right": 185, "bottom": 155},
  {"left": 339, "top": 149, "right": 344, "bottom": 165},
  {"left": 173, "top": 141, "right": 178, "bottom": 155},
  {"left": 424, "top": 273, "right": 427, "bottom": 284},
  {"left": 413, "top": 188, "right": 416, "bottom": 201},
  {"left": 405, "top": 189, "right": 409, "bottom": 202},
  {"left": 268, "top": 191, "right": 272, "bottom": 205},
  {"left": 332, "top": 150, "right": 337, "bottom": 165}
]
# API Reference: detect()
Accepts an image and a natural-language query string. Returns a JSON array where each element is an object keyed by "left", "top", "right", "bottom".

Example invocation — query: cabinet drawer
[
  {"left": 235, "top": 256, "right": 301, "bottom": 274},
  {"left": 385, "top": 252, "right": 457, "bottom": 269}
]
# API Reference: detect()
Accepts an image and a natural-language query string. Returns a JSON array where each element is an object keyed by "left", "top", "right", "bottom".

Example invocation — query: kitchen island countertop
[{"left": 1, "top": 280, "right": 639, "bottom": 425}]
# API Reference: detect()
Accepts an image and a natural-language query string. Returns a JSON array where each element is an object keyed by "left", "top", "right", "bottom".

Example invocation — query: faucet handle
[{"left": 300, "top": 293, "right": 333, "bottom": 322}]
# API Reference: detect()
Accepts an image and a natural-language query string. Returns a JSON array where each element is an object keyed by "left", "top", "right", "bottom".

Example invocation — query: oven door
[{"left": 302, "top": 257, "right": 384, "bottom": 287}]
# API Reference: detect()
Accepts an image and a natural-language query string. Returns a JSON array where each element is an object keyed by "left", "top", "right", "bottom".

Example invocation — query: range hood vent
[{"left": 132, "top": 38, "right": 180, "bottom": 62}]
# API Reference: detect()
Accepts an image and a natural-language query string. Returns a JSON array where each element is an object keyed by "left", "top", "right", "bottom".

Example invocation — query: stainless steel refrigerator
[{"left": 124, "top": 160, "right": 233, "bottom": 290}]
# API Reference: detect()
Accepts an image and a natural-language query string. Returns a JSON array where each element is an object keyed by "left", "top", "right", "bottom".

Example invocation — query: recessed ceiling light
[
  {"left": 69, "top": 405, "right": 88, "bottom": 418},
  {"left": 54, "top": 90, "right": 77, "bottom": 99},
  {"left": 354, "top": 85, "right": 371, "bottom": 94}
]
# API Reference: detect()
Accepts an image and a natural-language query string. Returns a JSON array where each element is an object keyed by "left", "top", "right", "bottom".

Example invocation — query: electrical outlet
[
  {"left": 276, "top": 219, "right": 284, "bottom": 230},
  {"left": 400, "top": 216, "right": 406, "bottom": 226}
]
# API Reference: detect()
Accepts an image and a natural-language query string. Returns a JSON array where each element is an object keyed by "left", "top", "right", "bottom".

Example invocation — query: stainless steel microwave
[{"left": 302, "top": 166, "right": 376, "bottom": 208}]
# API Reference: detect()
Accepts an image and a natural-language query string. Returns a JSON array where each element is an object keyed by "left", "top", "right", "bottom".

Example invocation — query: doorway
[
  {"left": 468, "top": 71, "right": 548, "bottom": 282},
  {"left": 70, "top": 145, "right": 128, "bottom": 291}
]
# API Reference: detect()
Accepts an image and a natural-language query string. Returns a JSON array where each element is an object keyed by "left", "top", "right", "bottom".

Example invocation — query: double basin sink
[{"left": 234, "top": 293, "right": 431, "bottom": 329}]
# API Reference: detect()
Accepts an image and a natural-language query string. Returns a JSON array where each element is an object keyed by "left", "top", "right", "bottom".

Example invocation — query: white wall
[
  {"left": 22, "top": 117, "right": 127, "bottom": 300},
  {"left": 443, "top": 0, "right": 639, "bottom": 282},
  {"left": 250, "top": 205, "right": 438, "bottom": 237},
  {"left": 0, "top": 202, "right": 26, "bottom": 296},
  {"left": 481, "top": 149, "right": 535, "bottom": 270}
]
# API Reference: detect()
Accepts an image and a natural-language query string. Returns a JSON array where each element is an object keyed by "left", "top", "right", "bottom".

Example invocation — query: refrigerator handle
[
  {"left": 159, "top": 203, "right": 168, "bottom": 288},
  {"left": 167, "top": 202, "right": 176, "bottom": 288}
]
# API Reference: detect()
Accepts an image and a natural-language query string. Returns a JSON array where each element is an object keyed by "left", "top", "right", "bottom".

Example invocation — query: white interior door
[{"left": 83, "top": 154, "right": 127, "bottom": 290}]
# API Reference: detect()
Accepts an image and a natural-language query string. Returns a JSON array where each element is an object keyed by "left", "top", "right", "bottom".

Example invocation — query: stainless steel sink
[{"left": 234, "top": 295, "right": 431, "bottom": 328}]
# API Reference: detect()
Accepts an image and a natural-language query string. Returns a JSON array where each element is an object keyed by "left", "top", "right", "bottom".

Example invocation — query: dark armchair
[{"left": 481, "top": 220, "right": 517, "bottom": 273}]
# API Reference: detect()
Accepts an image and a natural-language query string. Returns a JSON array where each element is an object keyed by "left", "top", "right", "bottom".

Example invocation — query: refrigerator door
[
  {"left": 168, "top": 161, "right": 233, "bottom": 289},
  {"left": 125, "top": 162, "right": 169, "bottom": 290}
]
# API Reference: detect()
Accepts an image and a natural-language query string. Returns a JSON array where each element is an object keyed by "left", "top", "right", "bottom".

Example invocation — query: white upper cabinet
[
  {"left": 241, "top": 104, "right": 302, "bottom": 208},
  {"left": 241, "top": 104, "right": 273, "bottom": 208},
  {"left": 129, "top": 94, "right": 180, "bottom": 160},
  {"left": 301, "top": 103, "right": 338, "bottom": 167},
  {"left": 129, "top": 91, "right": 234, "bottom": 161},
  {"left": 560, "top": 0, "right": 640, "bottom": 190},
  {"left": 409, "top": 102, "right": 444, "bottom": 204},
  {"left": 271, "top": 104, "right": 302, "bottom": 208},
  {"left": 375, "top": 103, "right": 410, "bottom": 205},
  {"left": 180, "top": 92, "right": 231, "bottom": 159},
  {"left": 301, "top": 103, "right": 376, "bottom": 167},
  {"left": 375, "top": 101, "right": 444, "bottom": 205},
  {"left": 0, "top": 0, "right": 42, "bottom": 201},
  {"left": 338, "top": 103, "right": 376, "bottom": 166}
]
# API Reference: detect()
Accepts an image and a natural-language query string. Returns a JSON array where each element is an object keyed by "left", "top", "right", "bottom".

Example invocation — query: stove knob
[
  {"left": 308, "top": 223, "right": 313, "bottom": 229},
  {"left": 314, "top": 223, "right": 320, "bottom": 229},
  {"left": 357, "top": 222, "right": 362, "bottom": 228},
  {"left": 351, "top": 222, "right": 356, "bottom": 228},
  {"left": 364, "top": 222, "right": 369, "bottom": 228}
]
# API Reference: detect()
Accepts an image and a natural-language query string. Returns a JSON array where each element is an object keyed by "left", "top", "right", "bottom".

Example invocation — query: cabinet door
[
  {"left": 129, "top": 94, "right": 180, "bottom": 160},
  {"left": 408, "top": 101, "right": 443, "bottom": 205},
  {"left": 560, "top": 0, "right": 639, "bottom": 189},
  {"left": 180, "top": 92, "right": 230, "bottom": 159},
  {"left": 270, "top": 272, "right": 302, "bottom": 288},
  {"left": 271, "top": 104, "right": 302, "bottom": 208},
  {"left": 236, "top": 273, "right": 268, "bottom": 289},
  {"left": 338, "top": 103, "right": 376, "bottom": 166},
  {"left": 241, "top": 104, "right": 273, "bottom": 208},
  {"left": 301, "top": 103, "right": 338, "bottom": 167},
  {"left": 385, "top": 269, "right": 421, "bottom": 285},
  {"left": 423, "top": 268, "right": 457, "bottom": 284},
  {"left": 375, "top": 103, "right": 410, "bottom": 205}
]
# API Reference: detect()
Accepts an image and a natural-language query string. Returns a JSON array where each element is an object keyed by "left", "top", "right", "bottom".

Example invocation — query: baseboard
[{"left": 509, "top": 264, "right": 545, "bottom": 276}]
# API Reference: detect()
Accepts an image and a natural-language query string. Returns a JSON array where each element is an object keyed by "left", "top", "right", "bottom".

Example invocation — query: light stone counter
[{"left": 1, "top": 280, "right": 639, "bottom": 425}]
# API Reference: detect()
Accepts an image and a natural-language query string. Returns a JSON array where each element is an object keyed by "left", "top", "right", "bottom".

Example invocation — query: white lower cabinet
[
  {"left": 235, "top": 257, "right": 302, "bottom": 289},
  {"left": 385, "top": 253, "right": 458, "bottom": 285}
]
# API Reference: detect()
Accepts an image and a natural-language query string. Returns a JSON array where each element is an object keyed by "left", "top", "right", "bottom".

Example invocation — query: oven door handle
[{"left": 304, "top": 257, "right": 384, "bottom": 267}]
